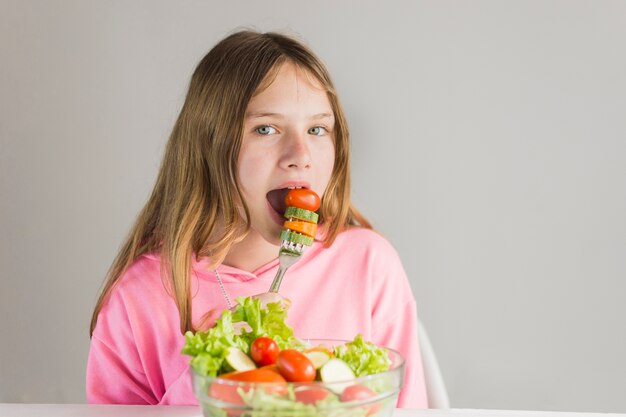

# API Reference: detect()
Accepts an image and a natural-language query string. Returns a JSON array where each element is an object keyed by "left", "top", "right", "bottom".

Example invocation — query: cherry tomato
[
  {"left": 340, "top": 384, "right": 380, "bottom": 415},
  {"left": 276, "top": 349, "right": 316, "bottom": 382},
  {"left": 285, "top": 188, "right": 321, "bottom": 212},
  {"left": 250, "top": 337, "right": 280, "bottom": 366},
  {"left": 294, "top": 387, "right": 332, "bottom": 404}
]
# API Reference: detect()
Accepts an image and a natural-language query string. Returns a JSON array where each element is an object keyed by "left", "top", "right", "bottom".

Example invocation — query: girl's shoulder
[
  {"left": 333, "top": 227, "right": 397, "bottom": 252},
  {"left": 322, "top": 227, "right": 401, "bottom": 263},
  {"left": 97, "top": 252, "right": 175, "bottom": 323},
  {"left": 307, "top": 227, "right": 410, "bottom": 290},
  {"left": 114, "top": 251, "right": 164, "bottom": 290}
]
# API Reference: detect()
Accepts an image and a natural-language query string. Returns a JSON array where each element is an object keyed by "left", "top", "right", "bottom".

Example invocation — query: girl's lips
[{"left": 274, "top": 180, "right": 312, "bottom": 190}]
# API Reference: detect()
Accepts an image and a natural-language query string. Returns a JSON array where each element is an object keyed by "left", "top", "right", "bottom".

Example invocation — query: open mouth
[{"left": 266, "top": 186, "right": 305, "bottom": 216}]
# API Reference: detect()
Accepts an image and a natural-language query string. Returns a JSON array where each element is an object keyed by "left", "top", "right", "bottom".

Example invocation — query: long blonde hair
[{"left": 90, "top": 30, "right": 371, "bottom": 336}]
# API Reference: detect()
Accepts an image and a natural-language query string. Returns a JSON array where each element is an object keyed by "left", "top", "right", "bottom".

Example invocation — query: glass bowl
[{"left": 191, "top": 339, "right": 405, "bottom": 417}]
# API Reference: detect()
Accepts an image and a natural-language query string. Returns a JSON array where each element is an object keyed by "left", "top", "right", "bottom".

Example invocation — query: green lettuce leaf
[
  {"left": 182, "top": 296, "right": 301, "bottom": 376},
  {"left": 333, "top": 334, "right": 392, "bottom": 377},
  {"left": 181, "top": 309, "right": 246, "bottom": 376},
  {"left": 233, "top": 296, "right": 300, "bottom": 350}
]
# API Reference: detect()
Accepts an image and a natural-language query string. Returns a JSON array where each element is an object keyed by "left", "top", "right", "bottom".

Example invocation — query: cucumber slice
[
  {"left": 319, "top": 358, "right": 355, "bottom": 393},
  {"left": 280, "top": 229, "right": 314, "bottom": 246},
  {"left": 284, "top": 207, "right": 319, "bottom": 224},
  {"left": 305, "top": 350, "right": 331, "bottom": 369},
  {"left": 224, "top": 347, "right": 256, "bottom": 372}
]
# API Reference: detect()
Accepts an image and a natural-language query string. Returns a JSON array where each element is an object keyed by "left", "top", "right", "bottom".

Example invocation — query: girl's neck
[{"left": 221, "top": 232, "right": 279, "bottom": 273}]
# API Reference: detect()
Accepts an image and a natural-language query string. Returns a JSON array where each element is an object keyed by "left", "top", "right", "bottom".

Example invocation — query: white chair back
[{"left": 418, "top": 320, "right": 450, "bottom": 408}]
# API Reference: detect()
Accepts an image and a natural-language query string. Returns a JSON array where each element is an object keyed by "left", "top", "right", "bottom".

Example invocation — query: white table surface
[{"left": 1, "top": 404, "right": 624, "bottom": 417}]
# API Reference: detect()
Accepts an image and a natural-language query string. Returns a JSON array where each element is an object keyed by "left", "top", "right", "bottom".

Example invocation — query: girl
[{"left": 87, "top": 29, "right": 428, "bottom": 408}]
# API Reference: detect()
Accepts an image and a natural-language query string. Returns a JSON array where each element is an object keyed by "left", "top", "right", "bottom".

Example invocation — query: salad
[{"left": 182, "top": 297, "right": 401, "bottom": 416}]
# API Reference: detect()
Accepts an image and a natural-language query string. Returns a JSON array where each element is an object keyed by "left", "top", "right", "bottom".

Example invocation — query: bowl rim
[{"left": 191, "top": 338, "right": 405, "bottom": 386}]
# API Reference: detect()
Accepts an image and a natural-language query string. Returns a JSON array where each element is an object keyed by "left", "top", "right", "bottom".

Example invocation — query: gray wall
[{"left": 1, "top": 0, "right": 625, "bottom": 412}]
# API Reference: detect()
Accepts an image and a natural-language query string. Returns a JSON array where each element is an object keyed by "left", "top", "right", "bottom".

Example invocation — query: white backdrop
[{"left": 1, "top": 0, "right": 625, "bottom": 412}]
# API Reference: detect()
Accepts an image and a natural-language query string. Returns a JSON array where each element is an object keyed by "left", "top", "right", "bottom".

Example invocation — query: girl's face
[{"left": 238, "top": 62, "right": 335, "bottom": 245}]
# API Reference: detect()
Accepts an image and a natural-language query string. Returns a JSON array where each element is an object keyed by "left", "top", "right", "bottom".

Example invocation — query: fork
[{"left": 268, "top": 240, "right": 306, "bottom": 293}]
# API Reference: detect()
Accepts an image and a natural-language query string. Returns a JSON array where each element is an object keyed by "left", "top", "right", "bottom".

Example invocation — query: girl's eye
[
  {"left": 256, "top": 125, "right": 277, "bottom": 135},
  {"left": 308, "top": 126, "right": 328, "bottom": 136}
]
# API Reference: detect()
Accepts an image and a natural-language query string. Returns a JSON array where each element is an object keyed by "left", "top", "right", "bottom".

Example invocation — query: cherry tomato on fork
[
  {"left": 285, "top": 188, "right": 321, "bottom": 212},
  {"left": 250, "top": 337, "right": 280, "bottom": 366},
  {"left": 276, "top": 349, "right": 316, "bottom": 382}
]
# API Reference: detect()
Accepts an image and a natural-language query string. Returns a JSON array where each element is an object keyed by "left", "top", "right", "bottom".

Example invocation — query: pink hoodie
[{"left": 87, "top": 228, "right": 428, "bottom": 408}]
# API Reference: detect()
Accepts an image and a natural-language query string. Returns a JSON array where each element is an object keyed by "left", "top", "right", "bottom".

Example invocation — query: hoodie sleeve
[
  {"left": 86, "top": 288, "right": 156, "bottom": 404},
  {"left": 86, "top": 335, "right": 156, "bottom": 404},
  {"left": 368, "top": 234, "right": 429, "bottom": 408},
  {"left": 372, "top": 299, "right": 428, "bottom": 408}
]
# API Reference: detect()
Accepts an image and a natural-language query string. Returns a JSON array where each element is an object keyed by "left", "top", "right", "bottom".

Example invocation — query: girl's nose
[{"left": 279, "top": 131, "right": 312, "bottom": 170}]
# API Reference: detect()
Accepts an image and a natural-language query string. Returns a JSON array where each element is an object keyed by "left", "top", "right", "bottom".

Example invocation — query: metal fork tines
[{"left": 268, "top": 241, "right": 306, "bottom": 293}]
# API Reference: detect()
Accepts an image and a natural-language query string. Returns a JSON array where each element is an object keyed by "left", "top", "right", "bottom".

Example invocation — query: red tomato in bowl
[
  {"left": 209, "top": 367, "right": 288, "bottom": 405},
  {"left": 221, "top": 366, "right": 286, "bottom": 384},
  {"left": 285, "top": 189, "right": 321, "bottom": 212},
  {"left": 250, "top": 337, "right": 280, "bottom": 366},
  {"left": 276, "top": 349, "right": 316, "bottom": 382},
  {"left": 294, "top": 387, "right": 332, "bottom": 404},
  {"left": 340, "top": 384, "right": 380, "bottom": 415}
]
